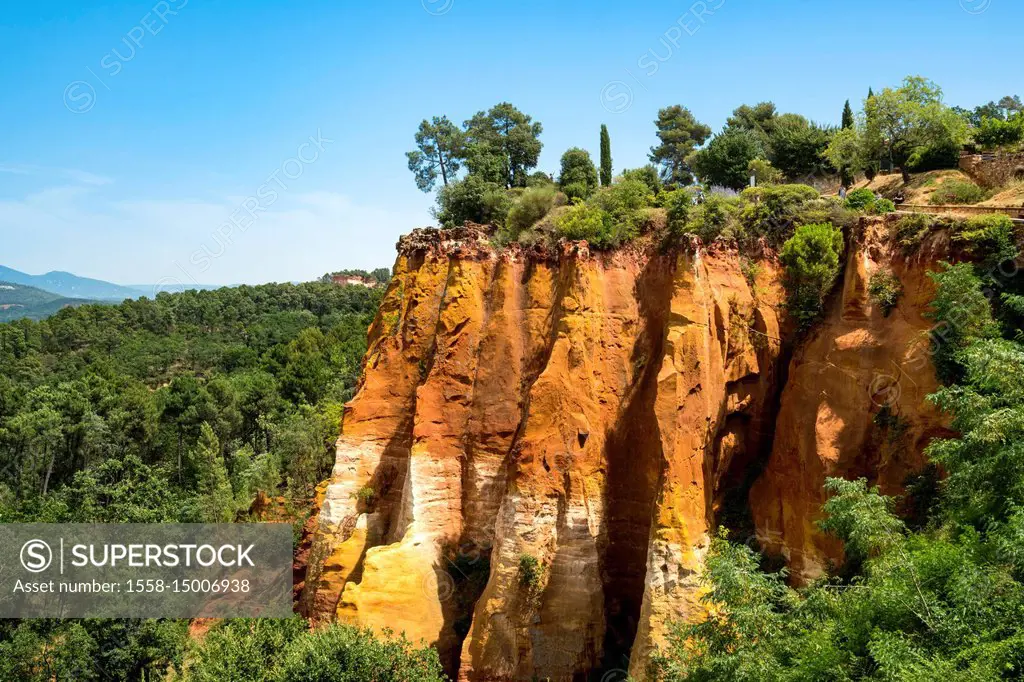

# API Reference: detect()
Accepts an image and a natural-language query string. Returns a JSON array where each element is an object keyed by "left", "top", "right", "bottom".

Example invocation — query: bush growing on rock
[
  {"left": 501, "top": 185, "right": 558, "bottom": 243},
  {"left": 554, "top": 202, "right": 623, "bottom": 248},
  {"left": 518, "top": 554, "right": 544, "bottom": 592},
  {"left": 868, "top": 270, "right": 903, "bottom": 316},
  {"left": 893, "top": 213, "right": 934, "bottom": 251},
  {"left": 953, "top": 214, "right": 1019, "bottom": 268},
  {"left": 738, "top": 183, "right": 821, "bottom": 244},
  {"left": 661, "top": 188, "right": 693, "bottom": 237},
  {"left": 780, "top": 222, "right": 844, "bottom": 329},
  {"left": 686, "top": 194, "right": 739, "bottom": 244}
]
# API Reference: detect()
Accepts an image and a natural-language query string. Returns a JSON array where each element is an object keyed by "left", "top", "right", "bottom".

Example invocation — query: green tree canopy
[
  {"left": 463, "top": 102, "right": 543, "bottom": 189},
  {"left": 649, "top": 105, "right": 712, "bottom": 187},
  {"left": 558, "top": 147, "right": 599, "bottom": 201},
  {"left": 689, "top": 128, "right": 766, "bottom": 190},
  {"left": 406, "top": 116, "right": 464, "bottom": 192}
]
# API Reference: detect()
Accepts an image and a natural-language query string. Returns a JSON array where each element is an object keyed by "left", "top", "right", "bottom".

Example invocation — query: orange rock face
[
  {"left": 302, "top": 228, "right": 788, "bottom": 680},
  {"left": 302, "top": 220, "right": 948, "bottom": 680},
  {"left": 750, "top": 221, "right": 951, "bottom": 583}
]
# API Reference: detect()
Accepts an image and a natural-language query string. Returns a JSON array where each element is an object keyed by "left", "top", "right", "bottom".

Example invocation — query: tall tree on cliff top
[
  {"left": 649, "top": 105, "right": 712, "bottom": 187},
  {"left": 864, "top": 76, "right": 968, "bottom": 182},
  {"left": 463, "top": 103, "right": 543, "bottom": 189},
  {"left": 842, "top": 100, "right": 855, "bottom": 129},
  {"left": 406, "top": 116, "right": 465, "bottom": 192},
  {"left": 839, "top": 100, "right": 856, "bottom": 185},
  {"left": 558, "top": 147, "right": 599, "bottom": 201},
  {"left": 600, "top": 124, "right": 612, "bottom": 186}
]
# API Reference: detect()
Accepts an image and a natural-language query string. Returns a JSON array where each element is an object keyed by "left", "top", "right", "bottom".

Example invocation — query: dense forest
[{"left": 0, "top": 281, "right": 452, "bottom": 680}]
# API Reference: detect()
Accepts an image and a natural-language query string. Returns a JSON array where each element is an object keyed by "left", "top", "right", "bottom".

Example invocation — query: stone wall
[{"left": 959, "top": 151, "right": 1024, "bottom": 188}]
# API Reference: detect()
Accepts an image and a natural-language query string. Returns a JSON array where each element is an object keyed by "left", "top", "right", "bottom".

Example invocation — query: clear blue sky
[{"left": 0, "top": 0, "right": 1018, "bottom": 286}]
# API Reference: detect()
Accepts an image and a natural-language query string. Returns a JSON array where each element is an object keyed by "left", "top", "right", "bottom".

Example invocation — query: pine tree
[
  {"left": 193, "top": 422, "right": 235, "bottom": 523},
  {"left": 841, "top": 100, "right": 854, "bottom": 129},
  {"left": 600, "top": 124, "right": 612, "bottom": 187}
]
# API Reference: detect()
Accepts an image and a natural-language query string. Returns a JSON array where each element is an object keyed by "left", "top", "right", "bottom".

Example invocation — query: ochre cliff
[
  {"left": 301, "top": 227, "right": 788, "bottom": 680},
  {"left": 301, "top": 219, "right": 949, "bottom": 680},
  {"left": 750, "top": 221, "right": 951, "bottom": 584}
]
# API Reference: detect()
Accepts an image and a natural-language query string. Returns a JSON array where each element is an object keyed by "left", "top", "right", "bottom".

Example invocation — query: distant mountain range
[
  {"left": 0, "top": 282, "right": 100, "bottom": 322},
  {"left": 0, "top": 265, "right": 221, "bottom": 302}
]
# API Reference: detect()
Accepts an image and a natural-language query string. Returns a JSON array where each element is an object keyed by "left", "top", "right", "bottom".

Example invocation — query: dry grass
[
  {"left": 979, "top": 180, "right": 1024, "bottom": 207},
  {"left": 848, "top": 170, "right": 1024, "bottom": 208},
  {"left": 851, "top": 170, "right": 976, "bottom": 205}
]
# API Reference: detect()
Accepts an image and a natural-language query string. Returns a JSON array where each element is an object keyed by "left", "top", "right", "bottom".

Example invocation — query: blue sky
[{"left": 0, "top": 0, "right": 1018, "bottom": 287}]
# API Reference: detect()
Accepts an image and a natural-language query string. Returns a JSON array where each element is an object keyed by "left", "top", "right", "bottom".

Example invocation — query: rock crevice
[{"left": 302, "top": 222, "right": 945, "bottom": 681}]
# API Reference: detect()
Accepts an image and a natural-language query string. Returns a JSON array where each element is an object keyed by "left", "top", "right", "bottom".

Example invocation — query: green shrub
[
  {"left": 354, "top": 485, "right": 375, "bottom": 505},
  {"left": 740, "top": 258, "right": 763, "bottom": 288},
  {"left": 622, "top": 165, "right": 663, "bottom": 196},
  {"left": 748, "top": 158, "right": 784, "bottom": 185},
  {"left": 554, "top": 202, "right": 624, "bottom": 249},
  {"left": 186, "top": 619, "right": 446, "bottom": 682},
  {"left": 893, "top": 213, "right": 934, "bottom": 251},
  {"left": 435, "top": 175, "right": 512, "bottom": 227},
  {"left": 926, "top": 262, "right": 999, "bottom": 381},
  {"left": 929, "top": 180, "right": 987, "bottom": 205},
  {"left": 868, "top": 270, "right": 903, "bottom": 316},
  {"left": 501, "top": 185, "right": 558, "bottom": 243},
  {"left": 518, "top": 553, "right": 544, "bottom": 591},
  {"left": 560, "top": 181, "right": 591, "bottom": 203},
  {"left": 592, "top": 178, "right": 655, "bottom": 223},
  {"left": 870, "top": 198, "right": 896, "bottom": 214},
  {"left": 845, "top": 188, "right": 877, "bottom": 211},
  {"left": 686, "top": 193, "right": 739, "bottom": 244},
  {"left": 527, "top": 171, "right": 555, "bottom": 188},
  {"left": 274, "top": 625, "right": 445, "bottom": 682},
  {"left": 660, "top": 188, "right": 693, "bottom": 236},
  {"left": 780, "top": 222, "right": 845, "bottom": 330},
  {"left": 738, "top": 183, "right": 820, "bottom": 244},
  {"left": 954, "top": 214, "right": 1019, "bottom": 266}
]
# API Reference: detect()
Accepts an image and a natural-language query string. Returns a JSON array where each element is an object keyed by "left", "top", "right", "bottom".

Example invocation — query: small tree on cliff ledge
[{"left": 780, "top": 222, "right": 844, "bottom": 330}]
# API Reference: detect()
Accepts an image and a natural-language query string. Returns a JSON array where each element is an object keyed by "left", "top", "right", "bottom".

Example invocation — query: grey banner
[{"left": 0, "top": 524, "right": 292, "bottom": 618}]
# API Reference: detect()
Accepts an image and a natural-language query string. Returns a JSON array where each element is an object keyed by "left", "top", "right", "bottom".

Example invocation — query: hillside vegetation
[
  {"left": 0, "top": 281, "right": 390, "bottom": 680},
  {"left": 406, "top": 77, "right": 1021, "bottom": 258}
]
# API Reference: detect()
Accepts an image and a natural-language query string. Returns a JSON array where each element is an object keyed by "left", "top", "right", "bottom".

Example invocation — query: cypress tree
[
  {"left": 841, "top": 100, "right": 854, "bottom": 129},
  {"left": 600, "top": 124, "right": 612, "bottom": 186}
]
